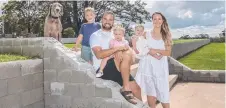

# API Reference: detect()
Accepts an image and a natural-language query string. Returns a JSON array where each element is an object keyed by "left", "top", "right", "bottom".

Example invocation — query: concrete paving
[{"left": 156, "top": 82, "right": 225, "bottom": 108}]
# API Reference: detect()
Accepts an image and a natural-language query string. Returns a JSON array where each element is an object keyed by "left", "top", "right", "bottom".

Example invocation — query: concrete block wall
[
  {"left": 0, "top": 38, "right": 149, "bottom": 108},
  {"left": 43, "top": 38, "right": 149, "bottom": 108},
  {"left": 168, "top": 57, "right": 225, "bottom": 83},
  {"left": 0, "top": 38, "right": 44, "bottom": 58},
  {"left": 0, "top": 59, "right": 44, "bottom": 108},
  {"left": 171, "top": 39, "right": 210, "bottom": 59}
]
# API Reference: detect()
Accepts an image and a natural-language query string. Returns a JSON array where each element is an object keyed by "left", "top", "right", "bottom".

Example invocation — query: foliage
[
  {"left": 63, "top": 27, "right": 75, "bottom": 38},
  {"left": 1, "top": 0, "right": 151, "bottom": 37}
]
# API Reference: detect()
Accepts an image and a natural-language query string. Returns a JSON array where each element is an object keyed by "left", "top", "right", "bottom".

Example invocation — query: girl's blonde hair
[
  {"left": 135, "top": 24, "right": 144, "bottom": 30},
  {"left": 84, "top": 7, "right": 95, "bottom": 13},
  {"left": 113, "top": 24, "right": 125, "bottom": 34}
]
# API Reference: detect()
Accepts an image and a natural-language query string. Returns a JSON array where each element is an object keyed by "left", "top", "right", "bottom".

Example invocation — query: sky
[
  {"left": 142, "top": 1, "right": 225, "bottom": 38},
  {"left": 0, "top": 0, "right": 225, "bottom": 38}
]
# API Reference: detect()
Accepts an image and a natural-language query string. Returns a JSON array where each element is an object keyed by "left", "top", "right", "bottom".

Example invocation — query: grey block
[
  {"left": 71, "top": 70, "right": 87, "bottom": 83},
  {"left": 80, "top": 84, "right": 95, "bottom": 98},
  {"left": 0, "top": 46, "right": 2, "bottom": 53},
  {"left": 31, "top": 88, "right": 44, "bottom": 104},
  {"left": 33, "top": 73, "right": 44, "bottom": 89},
  {"left": 2, "top": 46, "right": 13, "bottom": 54},
  {"left": 57, "top": 69, "right": 72, "bottom": 83},
  {"left": 3, "top": 39, "right": 13, "bottom": 46},
  {"left": 21, "top": 39, "right": 29, "bottom": 46},
  {"left": 219, "top": 73, "right": 225, "bottom": 83},
  {"left": 22, "top": 45, "right": 33, "bottom": 57},
  {"left": 23, "top": 74, "right": 34, "bottom": 91},
  {"left": 45, "top": 95, "right": 71, "bottom": 107},
  {"left": 32, "top": 100, "right": 44, "bottom": 108},
  {"left": 72, "top": 98, "right": 91, "bottom": 108},
  {"left": 95, "top": 84, "right": 112, "bottom": 98},
  {"left": 21, "top": 59, "right": 43, "bottom": 76},
  {"left": 0, "top": 80, "right": 7, "bottom": 97},
  {"left": 104, "top": 99, "right": 122, "bottom": 108},
  {"left": 28, "top": 39, "right": 44, "bottom": 46},
  {"left": 30, "top": 45, "right": 43, "bottom": 58},
  {"left": 183, "top": 70, "right": 193, "bottom": 77},
  {"left": 44, "top": 70, "right": 57, "bottom": 82},
  {"left": 21, "top": 90, "right": 32, "bottom": 107},
  {"left": 43, "top": 47, "right": 62, "bottom": 58},
  {"left": 0, "top": 62, "right": 21, "bottom": 80},
  {"left": 214, "top": 77, "right": 221, "bottom": 82},
  {"left": 13, "top": 39, "right": 22, "bottom": 46},
  {"left": 21, "top": 88, "right": 44, "bottom": 107},
  {"left": 43, "top": 58, "right": 51, "bottom": 70},
  {"left": 0, "top": 94, "right": 21, "bottom": 108},
  {"left": 0, "top": 39, "right": 3, "bottom": 46},
  {"left": 44, "top": 82, "right": 50, "bottom": 94},
  {"left": 174, "top": 66, "right": 183, "bottom": 73},
  {"left": 64, "top": 83, "right": 81, "bottom": 97},
  {"left": 12, "top": 46, "right": 23, "bottom": 55},
  {"left": 24, "top": 104, "right": 33, "bottom": 108},
  {"left": 8, "top": 77, "right": 23, "bottom": 94}
]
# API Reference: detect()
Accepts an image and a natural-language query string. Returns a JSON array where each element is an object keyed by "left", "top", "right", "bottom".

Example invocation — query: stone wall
[
  {"left": 43, "top": 38, "right": 148, "bottom": 108},
  {"left": 0, "top": 38, "right": 149, "bottom": 108},
  {"left": 171, "top": 39, "right": 210, "bottom": 59},
  {"left": 61, "top": 38, "right": 76, "bottom": 44},
  {"left": 0, "top": 59, "right": 44, "bottom": 108},
  {"left": 168, "top": 57, "right": 225, "bottom": 83}
]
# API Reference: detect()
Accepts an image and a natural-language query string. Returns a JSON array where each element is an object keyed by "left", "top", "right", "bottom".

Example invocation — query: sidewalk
[{"left": 156, "top": 82, "right": 225, "bottom": 108}]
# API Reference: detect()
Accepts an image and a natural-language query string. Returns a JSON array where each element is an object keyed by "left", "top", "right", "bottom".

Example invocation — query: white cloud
[
  {"left": 144, "top": 1, "right": 225, "bottom": 29},
  {"left": 178, "top": 10, "right": 193, "bottom": 19}
]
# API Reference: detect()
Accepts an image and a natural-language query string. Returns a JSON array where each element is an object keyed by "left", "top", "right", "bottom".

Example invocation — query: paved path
[{"left": 156, "top": 82, "right": 225, "bottom": 108}]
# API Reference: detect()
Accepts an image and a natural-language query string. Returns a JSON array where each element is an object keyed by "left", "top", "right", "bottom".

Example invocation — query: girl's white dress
[
  {"left": 135, "top": 31, "right": 170, "bottom": 103},
  {"left": 135, "top": 36, "right": 149, "bottom": 59}
]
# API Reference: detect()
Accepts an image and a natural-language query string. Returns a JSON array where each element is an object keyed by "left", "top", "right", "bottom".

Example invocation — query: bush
[
  {"left": 63, "top": 27, "right": 75, "bottom": 38},
  {"left": 210, "top": 37, "right": 225, "bottom": 43}
]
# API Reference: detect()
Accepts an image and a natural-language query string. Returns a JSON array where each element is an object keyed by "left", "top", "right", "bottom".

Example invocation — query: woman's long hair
[{"left": 152, "top": 12, "right": 172, "bottom": 46}]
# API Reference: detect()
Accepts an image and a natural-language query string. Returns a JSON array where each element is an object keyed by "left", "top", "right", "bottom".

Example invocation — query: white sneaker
[{"left": 96, "top": 71, "right": 104, "bottom": 78}]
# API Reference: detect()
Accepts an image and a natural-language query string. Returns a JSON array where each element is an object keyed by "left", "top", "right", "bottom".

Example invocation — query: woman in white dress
[{"left": 135, "top": 12, "right": 173, "bottom": 108}]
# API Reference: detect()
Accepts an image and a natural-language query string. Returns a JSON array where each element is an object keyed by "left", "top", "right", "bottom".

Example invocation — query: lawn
[
  {"left": 0, "top": 54, "right": 31, "bottom": 62},
  {"left": 173, "top": 39, "right": 205, "bottom": 44},
  {"left": 64, "top": 44, "right": 75, "bottom": 48},
  {"left": 64, "top": 39, "right": 205, "bottom": 48},
  {"left": 179, "top": 43, "right": 225, "bottom": 70}
]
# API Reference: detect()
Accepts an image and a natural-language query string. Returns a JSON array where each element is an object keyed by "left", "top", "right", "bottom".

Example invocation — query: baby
[
  {"left": 96, "top": 24, "right": 130, "bottom": 78},
  {"left": 131, "top": 24, "right": 149, "bottom": 59}
]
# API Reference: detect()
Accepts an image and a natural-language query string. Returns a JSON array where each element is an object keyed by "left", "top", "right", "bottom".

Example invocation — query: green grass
[
  {"left": 0, "top": 54, "right": 31, "bottom": 62},
  {"left": 64, "top": 39, "right": 204, "bottom": 48},
  {"left": 173, "top": 39, "right": 205, "bottom": 44},
  {"left": 64, "top": 44, "right": 75, "bottom": 48},
  {"left": 179, "top": 43, "right": 225, "bottom": 70}
]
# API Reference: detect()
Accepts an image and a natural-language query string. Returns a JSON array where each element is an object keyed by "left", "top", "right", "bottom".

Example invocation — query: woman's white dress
[{"left": 135, "top": 31, "right": 170, "bottom": 103}]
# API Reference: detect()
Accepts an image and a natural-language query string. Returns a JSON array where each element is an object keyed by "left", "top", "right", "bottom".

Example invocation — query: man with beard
[{"left": 90, "top": 11, "right": 142, "bottom": 104}]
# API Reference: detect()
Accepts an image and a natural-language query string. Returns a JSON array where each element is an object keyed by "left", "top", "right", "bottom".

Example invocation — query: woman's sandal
[{"left": 120, "top": 89, "right": 137, "bottom": 105}]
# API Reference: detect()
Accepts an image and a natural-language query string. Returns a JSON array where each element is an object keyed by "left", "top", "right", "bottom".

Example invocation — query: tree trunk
[{"left": 73, "top": 1, "right": 79, "bottom": 36}]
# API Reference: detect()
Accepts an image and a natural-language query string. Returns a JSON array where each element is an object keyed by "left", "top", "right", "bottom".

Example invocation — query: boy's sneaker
[{"left": 96, "top": 71, "right": 104, "bottom": 78}]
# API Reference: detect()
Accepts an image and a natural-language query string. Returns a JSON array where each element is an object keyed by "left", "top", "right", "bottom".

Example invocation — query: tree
[
  {"left": 2, "top": 1, "right": 49, "bottom": 35},
  {"left": 1, "top": 0, "right": 151, "bottom": 38}
]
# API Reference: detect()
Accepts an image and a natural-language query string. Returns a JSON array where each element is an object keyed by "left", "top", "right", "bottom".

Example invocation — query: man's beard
[{"left": 102, "top": 23, "right": 113, "bottom": 31}]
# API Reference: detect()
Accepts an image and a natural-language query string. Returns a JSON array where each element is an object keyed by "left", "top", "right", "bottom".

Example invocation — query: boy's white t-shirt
[{"left": 89, "top": 29, "right": 113, "bottom": 71}]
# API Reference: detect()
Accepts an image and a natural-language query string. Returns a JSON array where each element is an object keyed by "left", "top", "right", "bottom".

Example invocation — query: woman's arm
[{"left": 150, "top": 34, "right": 172, "bottom": 56}]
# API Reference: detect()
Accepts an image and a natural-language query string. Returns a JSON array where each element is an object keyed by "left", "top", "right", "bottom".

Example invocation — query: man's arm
[{"left": 92, "top": 46, "right": 121, "bottom": 59}]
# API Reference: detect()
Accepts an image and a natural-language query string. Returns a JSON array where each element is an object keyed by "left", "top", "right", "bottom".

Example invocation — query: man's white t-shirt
[{"left": 90, "top": 29, "right": 113, "bottom": 71}]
